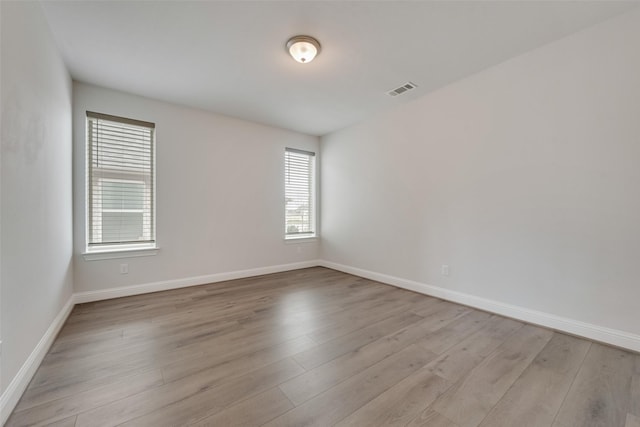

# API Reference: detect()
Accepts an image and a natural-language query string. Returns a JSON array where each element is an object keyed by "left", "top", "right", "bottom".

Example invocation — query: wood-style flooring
[{"left": 7, "top": 267, "right": 639, "bottom": 427}]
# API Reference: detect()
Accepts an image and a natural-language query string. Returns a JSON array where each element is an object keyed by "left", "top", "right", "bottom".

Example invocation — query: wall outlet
[
  {"left": 441, "top": 265, "right": 450, "bottom": 277},
  {"left": 120, "top": 263, "right": 129, "bottom": 274}
]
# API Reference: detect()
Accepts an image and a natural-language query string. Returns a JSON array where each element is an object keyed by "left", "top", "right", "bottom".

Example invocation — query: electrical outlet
[
  {"left": 120, "top": 263, "right": 129, "bottom": 274},
  {"left": 441, "top": 265, "right": 450, "bottom": 277}
]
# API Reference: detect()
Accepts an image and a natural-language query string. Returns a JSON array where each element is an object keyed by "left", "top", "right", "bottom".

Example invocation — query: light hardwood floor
[{"left": 7, "top": 267, "right": 639, "bottom": 427}]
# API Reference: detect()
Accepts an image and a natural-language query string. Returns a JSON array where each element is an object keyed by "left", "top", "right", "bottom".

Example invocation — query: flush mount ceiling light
[{"left": 286, "top": 35, "right": 321, "bottom": 64}]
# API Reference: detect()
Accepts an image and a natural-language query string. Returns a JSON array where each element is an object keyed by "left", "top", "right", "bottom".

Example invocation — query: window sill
[
  {"left": 284, "top": 235, "right": 318, "bottom": 243},
  {"left": 83, "top": 247, "right": 159, "bottom": 261}
]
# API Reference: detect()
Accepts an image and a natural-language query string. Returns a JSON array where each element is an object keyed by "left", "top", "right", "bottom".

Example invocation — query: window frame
[
  {"left": 284, "top": 147, "right": 317, "bottom": 240},
  {"left": 85, "top": 111, "right": 157, "bottom": 254}
]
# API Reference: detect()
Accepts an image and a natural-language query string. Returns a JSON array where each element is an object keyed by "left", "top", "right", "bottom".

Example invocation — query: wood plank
[
  {"left": 408, "top": 300, "right": 473, "bottom": 332},
  {"left": 161, "top": 334, "right": 316, "bottom": 383},
  {"left": 17, "top": 352, "right": 203, "bottom": 409},
  {"left": 74, "top": 358, "right": 304, "bottom": 427},
  {"left": 41, "top": 416, "right": 77, "bottom": 427},
  {"left": 8, "top": 369, "right": 163, "bottom": 427},
  {"left": 431, "top": 323, "right": 553, "bottom": 427},
  {"left": 410, "top": 299, "right": 462, "bottom": 318},
  {"left": 25, "top": 341, "right": 206, "bottom": 401},
  {"left": 626, "top": 414, "right": 640, "bottom": 427},
  {"left": 265, "top": 344, "right": 434, "bottom": 427},
  {"left": 335, "top": 366, "right": 451, "bottom": 427},
  {"left": 305, "top": 297, "right": 426, "bottom": 344},
  {"left": 631, "top": 355, "right": 640, "bottom": 417},
  {"left": 292, "top": 310, "right": 424, "bottom": 370},
  {"left": 49, "top": 327, "right": 125, "bottom": 353},
  {"left": 120, "top": 357, "right": 303, "bottom": 427},
  {"left": 417, "top": 309, "right": 492, "bottom": 355},
  {"left": 479, "top": 334, "right": 591, "bottom": 427},
  {"left": 426, "top": 315, "right": 523, "bottom": 382},
  {"left": 188, "top": 387, "right": 293, "bottom": 427},
  {"left": 232, "top": 280, "right": 394, "bottom": 326},
  {"left": 182, "top": 278, "right": 389, "bottom": 330},
  {"left": 406, "top": 409, "right": 461, "bottom": 427},
  {"left": 37, "top": 318, "right": 240, "bottom": 373},
  {"left": 190, "top": 288, "right": 409, "bottom": 352},
  {"left": 280, "top": 314, "right": 440, "bottom": 405},
  {"left": 553, "top": 343, "right": 635, "bottom": 427}
]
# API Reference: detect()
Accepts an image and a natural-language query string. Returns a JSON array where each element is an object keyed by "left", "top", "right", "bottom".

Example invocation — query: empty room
[{"left": 1, "top": 1, "right": 639, "bottom": 426}]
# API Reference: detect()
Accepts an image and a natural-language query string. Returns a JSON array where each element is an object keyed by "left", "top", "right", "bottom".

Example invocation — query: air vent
[{"left": 387, "top": 82, "right": 418, "bottom": 97}]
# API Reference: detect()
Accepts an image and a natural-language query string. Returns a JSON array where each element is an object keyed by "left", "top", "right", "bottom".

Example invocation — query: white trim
[
  {"left": 83, "top": 247, "right": 159, "bottom": 261},
  {"left": 74, "top": 260, "right": 321, "bottom": 303},
  {"left": 318, "top": 260, "right": 640, "bottom": 353},
  {"left": 0, "top": 296, "right": 75, "bottom": 426},
  {"left": 284, "top": 236, "right": 318, "bottom": 244}
]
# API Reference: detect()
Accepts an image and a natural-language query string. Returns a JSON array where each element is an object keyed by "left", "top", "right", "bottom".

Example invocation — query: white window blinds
[
  {"left": 87, "top": 111, "right": 156, "bottom": 249},
  {"left": 285, "top": 148, "right": 316, "bottom": 238}
]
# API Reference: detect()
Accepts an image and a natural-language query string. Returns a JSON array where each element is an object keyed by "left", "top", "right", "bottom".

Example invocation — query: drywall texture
[
  {"left": 73, "top": 83, "right": 320, "bottom": 292},
  {"left": 0, "top": 1, "right": 74, "bottom": 394},
  {"left": 321, "top": 9, "right": 640, "bottom": 336}
]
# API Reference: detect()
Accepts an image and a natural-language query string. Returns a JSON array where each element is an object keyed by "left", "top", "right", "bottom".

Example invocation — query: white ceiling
[{"left": 41, "top": 1, "right": 638, "bottom": 136}]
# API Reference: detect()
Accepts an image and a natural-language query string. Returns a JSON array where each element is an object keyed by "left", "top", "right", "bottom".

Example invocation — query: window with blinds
[
  {"left": 86, "top": 111, "right": 156, "bottom": 250},
  {"left": 285, "top": 148, "right": 316, "bottom": 238}
]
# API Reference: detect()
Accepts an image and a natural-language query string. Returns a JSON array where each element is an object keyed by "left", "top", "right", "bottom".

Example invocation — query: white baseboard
[
  {"left": 74, "top": 260, "right": 321, "bottom": 304},
  {"left": 0, "top": 295, "right": 75, "bottom": 426},
  {"left": 319, "top": 260, "right": 640, "bottom": 353}
]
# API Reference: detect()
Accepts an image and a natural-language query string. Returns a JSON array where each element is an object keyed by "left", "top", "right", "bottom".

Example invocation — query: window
[
  {"left": 285, "top": 148, "right": 316, "bottom": 238},
  {"left": 86, "top": 111, "right": 155, "bottom": 251}
]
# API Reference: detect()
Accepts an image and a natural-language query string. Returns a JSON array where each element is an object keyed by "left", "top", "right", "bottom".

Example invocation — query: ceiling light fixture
[{"left": 286, "top": 35, "right": 321, "bottom": 64}]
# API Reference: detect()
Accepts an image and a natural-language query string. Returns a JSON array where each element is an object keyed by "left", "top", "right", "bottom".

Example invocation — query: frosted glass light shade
[{"left": 286, "top": 36, "right": 321, "bottom": 63}]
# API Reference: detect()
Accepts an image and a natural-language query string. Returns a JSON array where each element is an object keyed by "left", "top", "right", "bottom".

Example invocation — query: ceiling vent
[{"left": 387, "top": 82, "right": 418, "bottom": 97}]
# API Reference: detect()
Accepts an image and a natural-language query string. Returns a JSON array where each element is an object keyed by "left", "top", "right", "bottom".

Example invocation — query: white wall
[
  {"left": 1, "top": 0, "right": 73, "bottom": 399},
  {"left": 73, "top": 83, "right": 320, "bottom": 293},
  {"left": 321, "top": 9, "right": 640, "bottom": 337}
]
